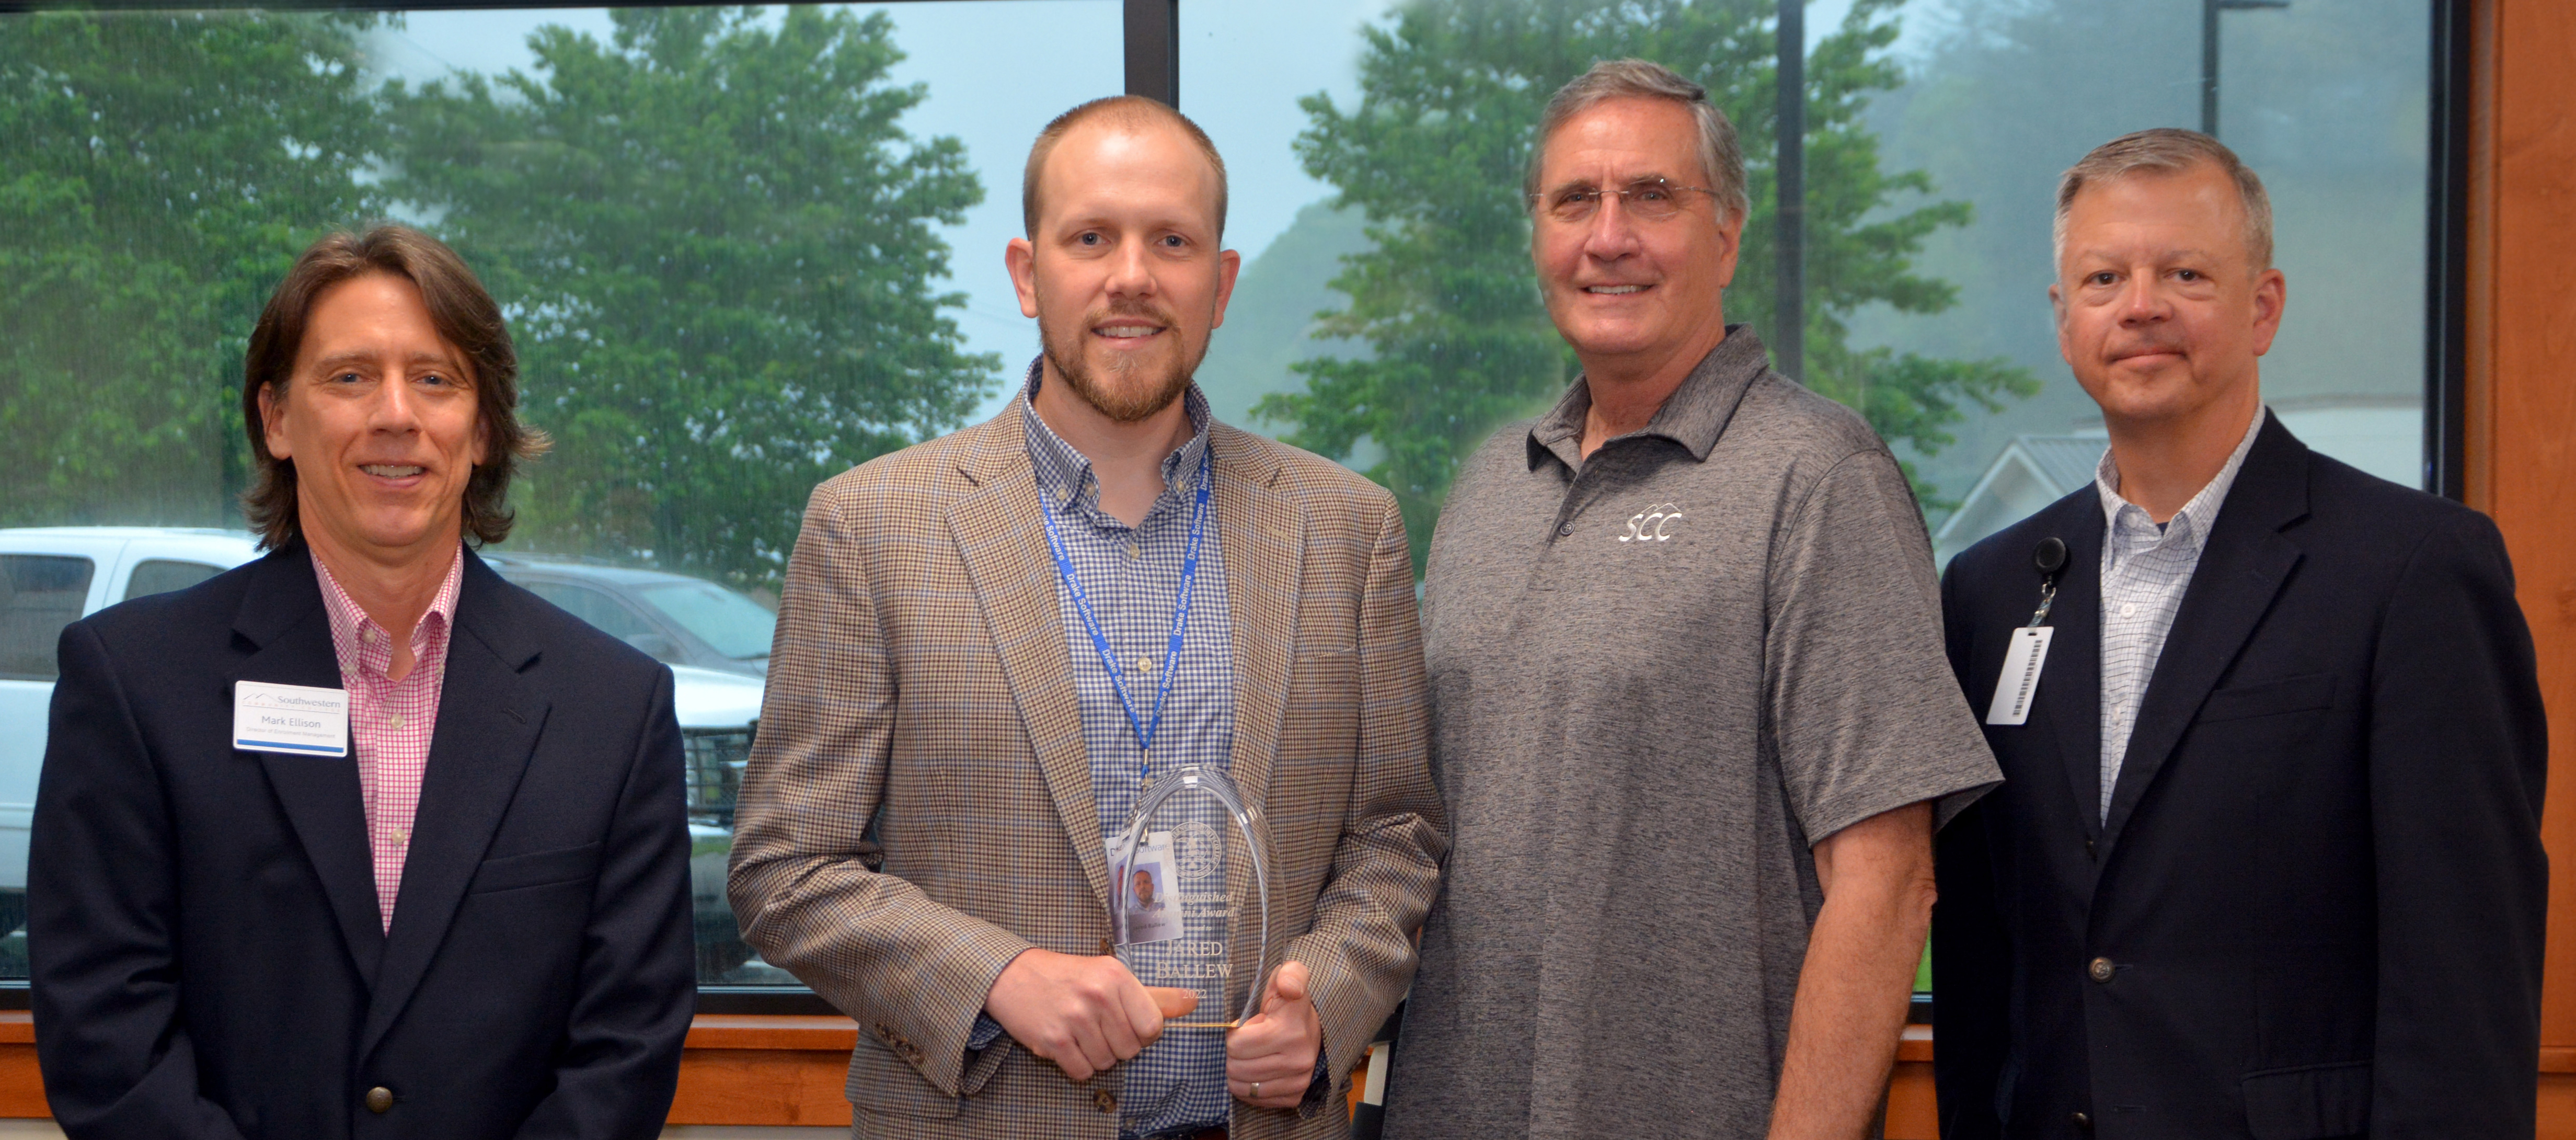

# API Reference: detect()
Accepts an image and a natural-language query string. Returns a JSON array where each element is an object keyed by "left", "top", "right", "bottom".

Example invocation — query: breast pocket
[
  {"left": 2198, "top": 673, "right": 2335, "bottom": 724},
  {"left": 467, "top": 841, "right": 602, "bottom": 895}
]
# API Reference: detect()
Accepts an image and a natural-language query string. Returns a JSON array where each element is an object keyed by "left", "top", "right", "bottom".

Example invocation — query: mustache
[{"left": 1087, "top": 300, "right": 1177, "bottom": 327}]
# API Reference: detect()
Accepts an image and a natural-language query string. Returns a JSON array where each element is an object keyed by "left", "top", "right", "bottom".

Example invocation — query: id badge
[
  {"left": 1109, "top": 831, "right": 1183, "bottom": 945},
  {"left": 233, "top": 680, "right": 350, "bottom": 757},
  {"left": 1984, "top": 626, "right": 2054, "bottom": 726}
]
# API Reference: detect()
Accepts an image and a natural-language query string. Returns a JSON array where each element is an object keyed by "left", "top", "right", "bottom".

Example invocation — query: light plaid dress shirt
[
  {"left": 313, "top": 546, "right": 463, "bottom": 931},
  {"left": 2093, "top": 409, "right": 2265, "bottom": 820},
  {"left": 973, "top": 362, "right": 1238, "bottom": 1138}
]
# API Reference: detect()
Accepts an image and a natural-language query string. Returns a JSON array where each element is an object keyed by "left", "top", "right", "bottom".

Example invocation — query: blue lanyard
[{"left": 1037, "top": 444, "right": 1212, "bottom": 784}]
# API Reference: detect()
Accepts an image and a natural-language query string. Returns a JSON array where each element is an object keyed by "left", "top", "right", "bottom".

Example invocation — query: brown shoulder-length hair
[{"left": 241, "top": 225, "right": 549, "bottom": 550}]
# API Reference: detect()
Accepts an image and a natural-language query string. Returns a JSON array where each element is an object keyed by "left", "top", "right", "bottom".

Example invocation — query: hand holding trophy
[{"left": 1107, "top": 765, "right": 1273, "bottom": 1032}]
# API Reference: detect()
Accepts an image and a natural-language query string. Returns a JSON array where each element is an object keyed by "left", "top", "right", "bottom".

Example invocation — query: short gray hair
[
  {"left": 2054, "top": 128, "right": 2274, "bottom": 271},
  {"left": 1527, "top": 59, "right": 1749, "bottom": 223}
]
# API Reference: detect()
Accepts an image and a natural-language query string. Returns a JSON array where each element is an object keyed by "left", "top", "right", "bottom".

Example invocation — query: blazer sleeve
[
  {"left": 2363, "top": 510, "right": 2547, "bottom": 1138},
  {"left": 727, "top": 482, "right": 1037, "bottom": 1097},
  {"left": 28, "top": 621, "right": 252, "bottom": 1140},
  {"left": 512, "top": 666, "right": 697, "bottom": 1140},
  {"left": 1275, "top": 493, "right": 1449, "bottom": 1116},
  {"left": 1930, "top": 566, "right": 2011, "bottom": 1140}
]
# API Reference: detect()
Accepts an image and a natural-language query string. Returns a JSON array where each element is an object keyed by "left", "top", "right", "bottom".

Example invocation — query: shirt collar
[
  {"left": 1526, "top": 325, "right": 1771, "bottom": 472},
  {"left": 1018, "top": 355, "right": 1216, "bottom": 514},
  {"left": 313, "top": 544, "right": 465, "bottom": 680},
  {"left": 2094, "top": 406, "right": 2268, "bottom": 554}
]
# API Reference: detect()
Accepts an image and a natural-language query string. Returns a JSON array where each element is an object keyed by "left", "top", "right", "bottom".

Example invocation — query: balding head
[{"left": 1022, "top": 95, "right": 1228, "bottom": 240}]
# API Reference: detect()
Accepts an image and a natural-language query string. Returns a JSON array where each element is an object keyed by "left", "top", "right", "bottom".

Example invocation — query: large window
[
  {"left": 0, "top": 0, "right": 2458, "bottom": 1009},
  {"left": 0, "top": 0, "right": 1117, "bottom": 997}
]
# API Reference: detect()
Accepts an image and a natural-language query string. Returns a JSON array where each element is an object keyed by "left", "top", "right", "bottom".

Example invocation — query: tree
[
  {"left": 1257, "top": 0, "right": 2035, "bottom": 571},
  {"left": 382, "top": 6, "right": 996, "bottom": 587},
  {"left": 0, "top": 11, "right": 380, "bottom": 527}
]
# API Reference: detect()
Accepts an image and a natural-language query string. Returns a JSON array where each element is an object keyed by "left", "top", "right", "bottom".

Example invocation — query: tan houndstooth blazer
[{"left": 728, "top": 404, "right": 1447, "bottom": 1140}]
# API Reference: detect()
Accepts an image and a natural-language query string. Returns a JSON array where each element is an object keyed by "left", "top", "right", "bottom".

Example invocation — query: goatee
[{"left": 1039, "top": 303, "right": 1199, "bottom": 423}]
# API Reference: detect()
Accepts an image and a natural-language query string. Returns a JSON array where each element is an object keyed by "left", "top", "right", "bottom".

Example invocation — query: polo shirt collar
[{"left": 1527, "top": 324, "right": 1772, "bottom": 472}]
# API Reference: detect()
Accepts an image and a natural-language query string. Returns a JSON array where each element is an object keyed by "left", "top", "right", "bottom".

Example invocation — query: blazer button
[
  {"left": 2072, "top": 1110, "right": 2094, "bottom": 1131},
  {"left": 364, "top": 1086, "right": 395, "bottom": 1114},
  {"left": 1100, "top": 937, "right": 1116, "bottom": 956},
  {"left": 1093, "top": 1088, "right": 1117, "bottom": 1114},
  {"left": 2088, "top": 957, "right": 2116, "bottom": 983}
]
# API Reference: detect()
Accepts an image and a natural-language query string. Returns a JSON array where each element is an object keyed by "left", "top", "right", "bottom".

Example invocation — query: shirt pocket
[
  {"left": 2198, "top": 672, "right": 2335, "bottom": 725},
  {"left": 466, "top": 841, "right": 602, "bottom": 895}
]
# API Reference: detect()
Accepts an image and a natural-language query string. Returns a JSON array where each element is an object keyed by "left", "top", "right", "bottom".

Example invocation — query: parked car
[{"left": 0, "top": 531, "right": 784, "bottom": 983}]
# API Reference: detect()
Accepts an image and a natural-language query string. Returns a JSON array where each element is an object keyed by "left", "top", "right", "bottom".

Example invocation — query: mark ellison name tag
[
  {"left": 1984, "top": 626, "right": 2054, "bottom": 726},
  {"left": 233, "top": 680, "right": 350, "bottom": 757}
]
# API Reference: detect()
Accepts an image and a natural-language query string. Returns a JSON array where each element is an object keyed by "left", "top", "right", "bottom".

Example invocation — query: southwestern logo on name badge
[{"left": 232, "top": 679, "right": 351, "bottom": 757}]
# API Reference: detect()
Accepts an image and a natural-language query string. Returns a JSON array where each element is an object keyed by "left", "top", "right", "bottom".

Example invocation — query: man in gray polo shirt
[{"left": 1381, "top": 60, "right": 1998, "bottom": 1140}]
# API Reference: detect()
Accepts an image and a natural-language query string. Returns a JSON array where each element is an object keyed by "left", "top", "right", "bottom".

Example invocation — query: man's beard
[{"left": 1039, "top": 299, "right": 1201, "bottom": 423}]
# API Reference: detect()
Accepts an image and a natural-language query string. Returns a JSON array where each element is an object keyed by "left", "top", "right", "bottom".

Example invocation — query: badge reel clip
[
  {"left": 1986, "top": 536, "right": 2066, "bottom": 726},
  {"left": 1107, "top": 765, "right": 1273, "bottom": 1031}
]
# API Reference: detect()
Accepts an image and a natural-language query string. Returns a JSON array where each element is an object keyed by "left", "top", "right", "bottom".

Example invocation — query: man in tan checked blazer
[{"left": 728, "top": 96, "right": 1446, "bottom": 1140}]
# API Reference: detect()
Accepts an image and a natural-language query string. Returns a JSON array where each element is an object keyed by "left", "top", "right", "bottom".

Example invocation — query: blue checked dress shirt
[
  {"left": 966, "top": 359, "right": 1238, "bottom": 1137},
  {"left": 2092, "top": 406, "right": 2265, "bottom": 820}
]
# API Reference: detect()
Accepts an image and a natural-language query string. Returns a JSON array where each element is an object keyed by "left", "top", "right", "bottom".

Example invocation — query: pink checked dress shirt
[{"left": 313, "top": 548, "right": 464, "bottom": 933}]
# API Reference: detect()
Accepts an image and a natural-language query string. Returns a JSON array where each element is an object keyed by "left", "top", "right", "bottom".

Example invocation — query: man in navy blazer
[
  {"left": 1934, "top": 131, "right": 2546, "bottom": 1138},
  {"left": 29, "top": 226, "right": 696, "bottom": 1139}
]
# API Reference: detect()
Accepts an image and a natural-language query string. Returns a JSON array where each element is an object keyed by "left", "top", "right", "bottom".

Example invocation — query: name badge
[
  {"left": 233, "top": 680, "right": 350, "bottom": 757},
  {"left": 1109, "top": 831, "right": 1183, "bottom": 945},
  {"left": 1985, "top": 626, "right": 2054, "bottom": 726}
]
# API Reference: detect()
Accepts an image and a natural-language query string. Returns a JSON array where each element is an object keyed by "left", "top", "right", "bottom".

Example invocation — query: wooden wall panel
[{"left": 2482, "top": 0, "right": 2576, "bottom": 1082}]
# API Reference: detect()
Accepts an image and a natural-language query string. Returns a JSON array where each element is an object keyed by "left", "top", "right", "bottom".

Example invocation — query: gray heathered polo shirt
[{"left": 1382, "top": 328, "right": 1999, "bottom": 1140}]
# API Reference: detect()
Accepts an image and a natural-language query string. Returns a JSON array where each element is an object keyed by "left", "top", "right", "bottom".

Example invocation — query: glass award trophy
[{"left": 1107, "top": 765, "right": 1272, "bottom": 1030}]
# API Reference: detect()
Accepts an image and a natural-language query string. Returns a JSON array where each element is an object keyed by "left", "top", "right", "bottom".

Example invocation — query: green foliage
[
  {"left": 382, "top": 7, "right": 996, "bottom": 586},
  {"left": 1256, "top": 0, "right": 2037, "bottom": 571},
  {"left": 0, "top": 11, "right": 380, "bottom": 526}
]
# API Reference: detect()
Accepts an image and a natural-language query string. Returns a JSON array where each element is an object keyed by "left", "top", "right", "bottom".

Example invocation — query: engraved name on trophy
[{"left": 1107, "top": 764, "right": 1271, "bottom": 1030}]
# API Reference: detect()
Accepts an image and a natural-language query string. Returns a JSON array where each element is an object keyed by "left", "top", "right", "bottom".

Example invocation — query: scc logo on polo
[{"left": 1619, "top": 502, "right": 1684, "bottom": 543}]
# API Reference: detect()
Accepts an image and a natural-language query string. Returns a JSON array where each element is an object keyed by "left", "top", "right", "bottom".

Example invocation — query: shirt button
[
  {"left": 1557, "top": 522, "right": 1574, "bottom": 537},
  {"left": 360, "top": 628, "right": 378, "bottom": 645},
  {"left": 1125, "top": 542, "right": 1140, "bottom": 558},
  {"left": 387, "top": 713, "right": 404, "bottom": 729},
  {"left": 2120, "top": 602, "right": 2137, "bottom": 618},
  {"left": 2089, "top": 957, "right": 2117, "bottom": 983}
]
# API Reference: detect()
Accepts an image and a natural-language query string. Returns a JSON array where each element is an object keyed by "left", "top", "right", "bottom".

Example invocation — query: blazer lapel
[
  {"left": 360, "top": 553, "right": 549, "bottom": 1059},
  {"left": 229, "top": 545, "right": 386, "bottom": 986},
  {"left": 2032, "top": 496, "right": 2108, "bottom": 841},
  {"left": 947, "top": 413, "right": 1111, "bottom": 913},
  {"left": 2099, "top": 417, "right": 2310, "bottom": 854},
  {"left": 1212, "top": 424, "right": 1301, "bottom": 823}
]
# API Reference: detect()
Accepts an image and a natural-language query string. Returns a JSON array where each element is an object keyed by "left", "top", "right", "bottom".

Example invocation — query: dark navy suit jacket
[
  {"left": 29, "top": 543, "right": 695, "bottom": 1139},
  {"left": 1932, "top": 416, "right": 2546, "bottom": 1140}
]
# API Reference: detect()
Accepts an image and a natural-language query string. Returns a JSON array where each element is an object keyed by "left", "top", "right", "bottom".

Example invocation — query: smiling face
[
  {"left": 2051, "top": 162, "right": 2284, "bottom": 433},
  {"left": 259, "top": 271, "right": 487, "bottom": 569},
  {"left": 1007, "top": 119, "right": 1239, "bottom": 423},
  {"left": 1531, "top": 97, "right": 1742, "bottom": 377}
]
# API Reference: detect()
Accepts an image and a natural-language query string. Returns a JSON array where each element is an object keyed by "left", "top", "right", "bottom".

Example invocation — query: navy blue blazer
[
  {"left": 1932, "top": 415, "right": 2546, "bottom": 1140},
  {"left": 29, "top": 543, "right": 695, "bottom": 1139}
]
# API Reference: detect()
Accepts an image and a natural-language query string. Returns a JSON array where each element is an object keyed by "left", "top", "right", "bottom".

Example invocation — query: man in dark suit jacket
[
  {"left": 1934, "top": 130, "right": 2546, "bottom": 1139},
  {"left": 29, "top": 226, "right": 695, "bottom": 1139}
]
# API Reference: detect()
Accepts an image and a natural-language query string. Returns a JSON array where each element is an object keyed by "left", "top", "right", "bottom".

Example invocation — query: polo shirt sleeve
[{"left": 1764, "top": 447, "right": 2000, "bottom": 841}]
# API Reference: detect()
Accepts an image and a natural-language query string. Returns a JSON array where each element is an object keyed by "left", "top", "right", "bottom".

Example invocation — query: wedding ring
[{"left": 1251, "top": 1081, "right": 1261, "bottom": 1099}]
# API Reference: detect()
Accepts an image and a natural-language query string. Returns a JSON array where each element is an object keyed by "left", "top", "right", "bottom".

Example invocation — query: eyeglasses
[{"left": 1531, "top": 177, "right": 1721, "bottom": 224}]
